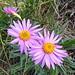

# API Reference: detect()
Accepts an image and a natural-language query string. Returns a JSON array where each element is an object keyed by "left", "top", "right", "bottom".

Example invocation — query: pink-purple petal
[
  {"left": 41, "top": 57, "right": 45, "bottom": 68},
  {"left": 22, "top": 18, "right": 26, "bottom": 30},
  {"left": 49, "top": 31, "right": 55, "bottom": 42},
  {"left": 17, "top": 20, "right": 23, "bottom": 30},
  {"left": 55, "top": 45, "right": 62, "bottom": 48},
  {"left": 2, "top": 7, "right": 20, "bottom": 14},
  {"left": 44, "top": 54, "right": 50, "bottom": 69},
  {"left": 54, "top": 48, "right": 66, "bottom": 53},
  {"left": 34, "top": 55, "right": 43, "bottom": 65},
  {"left": 25, "top": 41, "right": 29, "bottom": 48},
  {"left": 24, "top": 45, "right": 28, "bottom": 55},
  {"left": 18, "top": 39, "right": 22, "bottom": 45},
  {"left": 49, "top": 54, "right": 57, "bottom": 64},
  {"left": 20, "top": 40, "right": 24, "bottom": 54},
  {"left": 26, "top": 40, "right": 33, "bottom": 47},
  {"left": 49, "top": 56, "right": 55, "bottom": 69},
  {"left": 10, "top": 38, "right": 19, "bottom": 44},
  {"left": 27, "top": 19, "right": 32, "bottom": 30},
  {"left": 16, "top": 10, "right": 20, "bottom": 12},
  {"left": 34, "top": 51, "right": 43, "bottom": 56},
  {"left": 10, "top": 25, "right": 21, "bottom": 33},
  {"left": 44, "top": 29, "right": 47, "bottom": 37},
  {"left": 50, "top": 53, "right": 62, "bottom": 63},
  {"left": 29, "top": 49, "right": 40, "bottom": 54},
  {"left": 47, "top": 31, "right": 50, "bottom": 35},
  {"left": 32, "top": 54, "right": 43, "bottom": 60},
  {"left": 53, "top": 37, "right": 62, "bottom": 44},
  {"left": 8, "top": 29, "right": 19, "bottom": 37},
  {"left": 28, "top": 38, "right": 38, "bottom": 45},
  {"left": 53, "top": 35, "right": 59, "bottom": 41},
  {"left": 32, "top": 28, "right": 42, "bottom": 33},
  {"left": 44, "top": 35, "right": 49, "bottom": 43},
  {"left": 54, "top": 51, "right": 68, "bottom": 57},
  {"left": 38, "top": 32, "right": 43, "bottom": 38},
  {"left": 29, "top": 25, "right": 40, "bottom": 31},
  {"left": 13, "top": 21, "right": 21, "bottom": 31}
]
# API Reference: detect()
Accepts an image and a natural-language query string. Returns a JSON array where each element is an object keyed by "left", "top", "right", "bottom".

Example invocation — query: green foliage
[
  {"left": 61, "top": 39, "right": 75, "bottom": 48},
  {"left": 51, "top": 68, "right": 58, "bottom": 75},
  {"left": 59, "top": 38, "right": 75, "bottom": 50},
  {"left": 64, "top": 57, "right": 75, "bottom": 68},
  {"left": 0, "top": 0, "right": 75, "bottom": 75},
  {"left": 56, "top": 65, "right": 67, "bottom": 75}
]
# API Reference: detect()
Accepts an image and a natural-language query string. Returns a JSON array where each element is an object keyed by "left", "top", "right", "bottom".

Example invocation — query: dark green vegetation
[{"left": 0, "top": 0, "right": 75, "bottom": 75}]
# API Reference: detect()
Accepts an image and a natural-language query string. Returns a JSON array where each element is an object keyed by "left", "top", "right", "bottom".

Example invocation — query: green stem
[{"left": 24, "top": 55, "right": 28, "bottom": 73}]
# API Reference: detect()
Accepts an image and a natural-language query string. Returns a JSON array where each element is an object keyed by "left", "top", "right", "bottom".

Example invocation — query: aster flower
[
  {"left": 7, "top": 18, "right": 42, "bottom": 55},
  {"left": 29, "top": 29, "right": 68, "bottom": 69},
  {"left": 2, "top": 7, "right": 20, "bottom": 14},
  {"left": 2, "top": 7, "right": 21, "bottom": 19}
]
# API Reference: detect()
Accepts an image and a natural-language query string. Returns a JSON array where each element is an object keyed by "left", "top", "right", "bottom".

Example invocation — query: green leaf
[
  {"left": 65, "top": 46, "right": 75, "bottom": 50},
  {"left": 9, "top": 51, "right": 24, "bottom": 58},
  {"left": 60, "top": 39, "right": 75, "bottom": 48},
  {"left": 51, "top": 69, "right": 58, "bottom": 75},
  {"left": 7, "top": 62, "right": 23, "bottom": 74},
  {"left": 56, "top": 65, "right": 67, "bottom": 75},
  {"left": 24, "top": 61, "right": 34, "bottom": 73},
  {"left": 57, "top": 20, "right": 70, "bottom": 34},
  {"left": 64, "top": 57, "right": 75, "bottom": 68}
]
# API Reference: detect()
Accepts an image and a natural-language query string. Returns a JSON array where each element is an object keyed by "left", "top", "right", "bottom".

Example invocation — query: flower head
[
  {"left": 2, "top": 7, "right": 20, "bottom": 14},
  {"left": 7, "top": 18, "right": 42, "bottom": 55},
  {"left": 29, "top": 29, "right": 68, "bottom": 69}
]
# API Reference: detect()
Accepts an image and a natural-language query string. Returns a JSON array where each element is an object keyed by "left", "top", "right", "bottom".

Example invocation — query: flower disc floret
[
  {"left": 43, "top": 42, "right": 54, "bottom": 54},
  {"left": 20, "top": 30, "right": 30, "bottom": 41}
]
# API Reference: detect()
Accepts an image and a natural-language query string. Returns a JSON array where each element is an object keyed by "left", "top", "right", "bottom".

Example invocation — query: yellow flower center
[
  {"left": 20, "top": 30, "right": 30, "bottom": 41},
  {"left": 43, "top": 42, "right": 54, "bottom": 54}
]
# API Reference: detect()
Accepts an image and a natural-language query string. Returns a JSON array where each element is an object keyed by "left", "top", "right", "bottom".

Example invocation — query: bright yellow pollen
[
  {"left": 43, "top": 42, "right": 54, "bottom": 54},
  {"left": 20, "top": 30, "right": 30, "bottom": 41}
]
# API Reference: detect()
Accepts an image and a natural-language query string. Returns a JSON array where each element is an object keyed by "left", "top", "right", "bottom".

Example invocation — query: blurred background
[{"left": 0, "top": 0, "right": 75, "bottom": 75}]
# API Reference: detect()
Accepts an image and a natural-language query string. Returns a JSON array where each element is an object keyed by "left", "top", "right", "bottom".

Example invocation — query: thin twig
[{"left": 0, "top": 67, "right": 10, "bottom": 75}]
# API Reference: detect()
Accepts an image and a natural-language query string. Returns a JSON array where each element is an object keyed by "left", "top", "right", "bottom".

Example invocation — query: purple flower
[
  {"left": 7, "top": 18, "right": 42, "bottom": 55},
  {"left": 2, "top": 7, "right": 20, "bottom": 14},
  {"left": 29, "top": 29, "right": 68, "bottom": 69}
]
